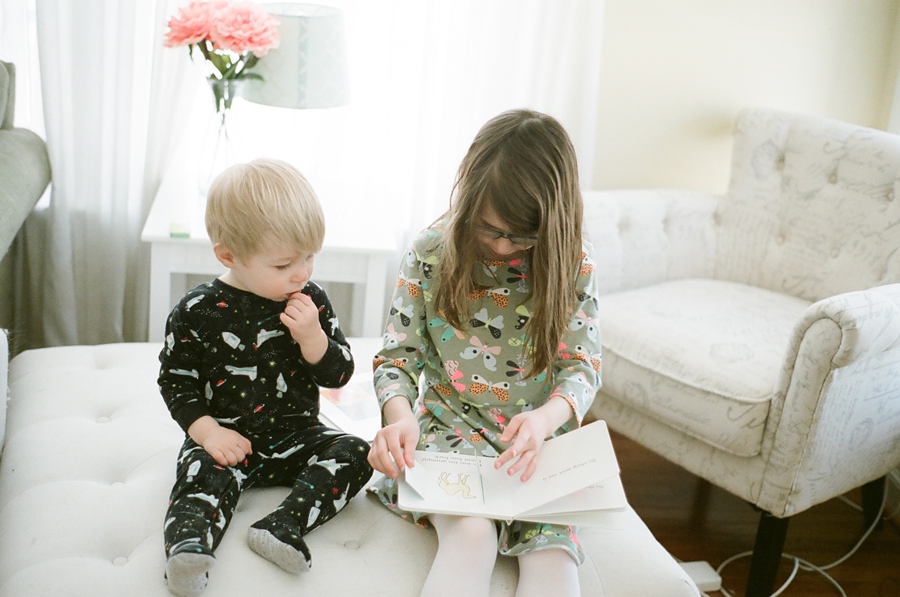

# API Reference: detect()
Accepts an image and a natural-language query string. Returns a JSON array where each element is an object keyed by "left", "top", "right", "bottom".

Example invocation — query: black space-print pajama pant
[{"left": 164, "top": 424, "right": 372, "bottom": 558}]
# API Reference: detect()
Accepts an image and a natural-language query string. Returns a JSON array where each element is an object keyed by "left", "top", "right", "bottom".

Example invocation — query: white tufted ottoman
[{"left": 0, "top": 335, "right": 699, "bottom": 596}]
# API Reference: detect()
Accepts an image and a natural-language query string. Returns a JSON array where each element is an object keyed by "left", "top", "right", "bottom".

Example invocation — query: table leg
[
  {"left": 147, "top": 247, "right": 171, "bottom": 343},
  {"left": 361, "top": 254, "right": 388, "bottom": 337}
]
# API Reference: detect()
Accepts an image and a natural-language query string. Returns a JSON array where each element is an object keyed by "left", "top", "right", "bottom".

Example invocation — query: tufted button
[
  {"left": 776, "top": 235, "right": 786, "bottom": 245},
  {"left": 776, "top": 156, "right": 785, "bottom": 171},
  {"left": 113, "top": 556, "right": 128, "bottom": 566},
  {"left": 97, "top": 416, "right": 110, "bottom": 424},
  {"left": 343, "top": 540, "right": 361, "bottom": 550},
  {"left": 829, "top": 173, "right": 837, "bottom": 184}
]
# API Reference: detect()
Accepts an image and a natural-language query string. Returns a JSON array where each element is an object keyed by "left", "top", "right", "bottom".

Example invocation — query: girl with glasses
[{"left": 367, "top": 109, "right": 601, "bottom": 597}]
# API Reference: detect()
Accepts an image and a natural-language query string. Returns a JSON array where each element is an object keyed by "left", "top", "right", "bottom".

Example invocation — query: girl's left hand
[{"left": 494, "top": 396, "right": 573, "bottom": 482}]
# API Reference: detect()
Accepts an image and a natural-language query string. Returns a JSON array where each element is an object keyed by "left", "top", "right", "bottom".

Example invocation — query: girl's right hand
[{"left": 368, "top": 406, "right": 420, "bottom": 479}]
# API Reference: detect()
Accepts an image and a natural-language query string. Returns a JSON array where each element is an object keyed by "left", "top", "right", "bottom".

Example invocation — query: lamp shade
[{"left": 242, "top": 3, "right": 349, "bottom": 109}]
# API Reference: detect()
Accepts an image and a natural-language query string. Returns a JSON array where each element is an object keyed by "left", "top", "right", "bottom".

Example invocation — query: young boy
[{"left": 158, "top": 158, "right": 372, "bottom": 597}]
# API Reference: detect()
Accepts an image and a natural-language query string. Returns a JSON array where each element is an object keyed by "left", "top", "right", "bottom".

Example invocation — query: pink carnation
[
  {"left": 208, "top": 2, "right": 280, "bottom": 57},
  {"left": 164, "top": 0, "right": 230, "bottom": 47}
]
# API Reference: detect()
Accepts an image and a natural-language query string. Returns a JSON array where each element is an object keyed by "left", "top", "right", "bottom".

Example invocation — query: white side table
[{"left": 141, "top": 171, "right": 396, "bottom": 342}]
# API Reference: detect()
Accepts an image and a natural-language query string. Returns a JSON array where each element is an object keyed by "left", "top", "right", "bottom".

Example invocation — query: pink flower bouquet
[{"left": 165, "top": 0, "right": 280, "bottom": 83}]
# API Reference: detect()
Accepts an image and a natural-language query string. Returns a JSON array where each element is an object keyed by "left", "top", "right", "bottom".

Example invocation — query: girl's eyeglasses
[{"left": 473, "top": 224, "right": 537, "bottom": 248}]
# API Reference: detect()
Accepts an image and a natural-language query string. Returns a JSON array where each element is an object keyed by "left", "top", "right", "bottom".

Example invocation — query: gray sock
[
  {"left": 165, "top": 552, "right": 216, "bottom": 597},
  {"left": 247, "top": 526, "right": 311, "bottom": 574}
]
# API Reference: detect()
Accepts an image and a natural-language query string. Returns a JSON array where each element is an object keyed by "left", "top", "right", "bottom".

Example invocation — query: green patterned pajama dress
[{"left": 368, "top": 224, "right": 602, "bottom": 563}]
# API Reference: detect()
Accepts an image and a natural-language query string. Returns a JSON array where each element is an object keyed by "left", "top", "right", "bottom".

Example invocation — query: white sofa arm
[
  {"left": 759, "top": 284, "right": 900, "bottom": 515},
  {"left": 582, "top": 189, "right": 720, "bottom": 295}
]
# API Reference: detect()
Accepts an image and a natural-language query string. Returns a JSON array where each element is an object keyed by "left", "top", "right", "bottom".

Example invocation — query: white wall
[{"left": 593, "top": 0, "right": 900, "bottom": 194}]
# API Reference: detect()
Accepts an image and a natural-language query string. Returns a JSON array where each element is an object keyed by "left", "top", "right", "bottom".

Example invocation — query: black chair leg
[
  {"left": 745, "top": 512, "right": 790, "bottom": 597},
  {"left": 861, "top": 476, "right": 886, "bottom": 530}
]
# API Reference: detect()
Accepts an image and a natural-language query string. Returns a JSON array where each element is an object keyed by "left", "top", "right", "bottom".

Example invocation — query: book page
[
  {"left": 481, "top": 420, "right": 620, "bottom": 515},
  {"left": 521, "top": 478, "right": 628, "bottom": 517},
  {"left": 403, "top": 452, "right": 486, "bottom": 509}
]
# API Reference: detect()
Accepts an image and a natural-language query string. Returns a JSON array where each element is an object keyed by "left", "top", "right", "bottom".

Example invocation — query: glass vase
[{"left": 198, "top": 78, "right": 244, "bottom": 197}]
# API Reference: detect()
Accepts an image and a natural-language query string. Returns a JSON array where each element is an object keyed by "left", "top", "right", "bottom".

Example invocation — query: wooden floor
[{"left": 609, "top": 430, "right": 900, "bottom": 597}]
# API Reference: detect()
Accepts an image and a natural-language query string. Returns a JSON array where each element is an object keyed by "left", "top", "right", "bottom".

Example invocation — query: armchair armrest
[
  {"left": 793, "top": 284, "right": 900, "bottom": 368},
  {"left": 582, "top": 189, "right": 720, "bottom": 295},
  {"left": 759, "top": 283, "right": 900, "bottom": 515}
]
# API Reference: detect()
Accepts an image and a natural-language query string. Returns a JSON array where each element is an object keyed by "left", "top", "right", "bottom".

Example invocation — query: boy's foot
[
  {"left": 248, "top": 516, "right": 312, "bottom": 573},
  {"left": 165, "top": 550, "right": 216, "bottom": 597}
]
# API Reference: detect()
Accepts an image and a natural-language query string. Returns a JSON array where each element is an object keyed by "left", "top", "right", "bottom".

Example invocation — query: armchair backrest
[{"left": 715, "top": 109, "right": 900, "bottom": 302}]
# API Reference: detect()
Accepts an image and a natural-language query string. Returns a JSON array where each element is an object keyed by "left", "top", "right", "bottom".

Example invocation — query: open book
[{"left": 397, "top": 420, "right": 629, "bottom": 527}]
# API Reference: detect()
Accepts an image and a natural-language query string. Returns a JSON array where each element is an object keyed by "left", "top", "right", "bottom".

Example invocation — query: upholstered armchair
[{"left": 584, "top": 109, "right": 900, "bottom": 597}]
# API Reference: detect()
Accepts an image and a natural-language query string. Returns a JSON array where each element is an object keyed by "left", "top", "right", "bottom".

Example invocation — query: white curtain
[
  {"left": 4, "top": 0, "right": 604, "bottom": 349},
  {"left": 346, "top": 0, "right": 606, "bottom": 237},
  {"left": 2, "top": 0, "right": 194, "bottom": 350},
  {"left": 230, "top": 0, "right": 606, "bottom": 246}
]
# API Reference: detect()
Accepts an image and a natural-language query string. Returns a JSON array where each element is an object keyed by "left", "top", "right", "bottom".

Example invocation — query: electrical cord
[{"left": 712, "top": 483, "right": 888, "bottom": 597}]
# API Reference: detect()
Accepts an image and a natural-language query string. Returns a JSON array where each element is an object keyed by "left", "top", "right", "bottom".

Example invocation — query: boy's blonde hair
[
  {"left": 435, "top": 109, "right": 583, "bottom": 377},
  {"left": 205, "top": 158, "right": 325, "bottom": 257}
]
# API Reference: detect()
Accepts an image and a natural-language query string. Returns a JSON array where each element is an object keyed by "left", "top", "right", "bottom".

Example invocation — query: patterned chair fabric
[{"left": 585, "top": 108, "right": 900, "bottom": 596}]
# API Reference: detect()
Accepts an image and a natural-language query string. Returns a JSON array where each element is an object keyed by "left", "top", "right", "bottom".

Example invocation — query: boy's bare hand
[
  {"left": 202, "top": 426, "right": 253, "bottom": 467},
  {"left": 281, "top": 291, "right": 328, "bottom": 363},
  {"left": 188, "top": 416, "right": 253, "bottom": 467},
  {"left": 281, "top": 292, "right": 322, "bottom": 343}
]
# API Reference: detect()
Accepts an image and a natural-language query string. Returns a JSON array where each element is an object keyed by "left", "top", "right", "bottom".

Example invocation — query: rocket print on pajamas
[
  {"left": 187, "top": 460, "right": 201, "bottom": 481},
  {"left": 171, "top": 368, "right": 199, "bottom": 378},
  {"left": 222, "top": 332, "right": 245, "bottom": 351},
  {"left": 308, "top": 500, "right": 322, "bottom": 527},
  {"left": 225, "top": 365, "right": 257, "bottom": 380},
  {"left": 187, "top": 492, "right": 220, "bottom": 510},
  {"left": 261, "top": 444, "right": 305, "bottom": 460},
  {"left": 308, "top": 456, "right": 349, "bottom": 475},
  {"left": 257, "top": 328, "right": 284, "bottom": 347},
  {"left": 334, "top": 485, "right": 350, "bottom": 512}
]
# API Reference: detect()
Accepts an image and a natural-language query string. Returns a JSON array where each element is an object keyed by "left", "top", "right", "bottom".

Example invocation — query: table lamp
[{"left": 241, "top": 3, "right": 349, "bottom": 109}]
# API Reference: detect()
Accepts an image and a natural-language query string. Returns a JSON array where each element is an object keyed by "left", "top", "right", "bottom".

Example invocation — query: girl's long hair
[{"left": 434, "top": 109, "right": 583, "bottom": 376}]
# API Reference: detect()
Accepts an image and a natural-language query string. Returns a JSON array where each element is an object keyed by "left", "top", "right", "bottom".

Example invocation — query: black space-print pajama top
[{"left": 158, "top": 278, "right": 372, "bottom": 559}]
